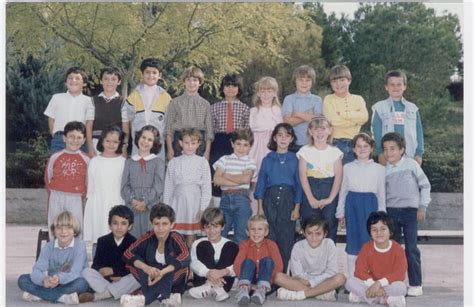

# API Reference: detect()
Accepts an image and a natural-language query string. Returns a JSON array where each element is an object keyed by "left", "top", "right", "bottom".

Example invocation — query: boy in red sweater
[
  {"left": 345, "top": 211, "right": 407, "bottom": 306},
  {"left": 233, "top": 214, "right": 283, "bottom": 305}
]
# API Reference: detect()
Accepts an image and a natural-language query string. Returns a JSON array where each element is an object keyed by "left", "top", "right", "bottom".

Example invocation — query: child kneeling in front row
[
  {"left": 18, "top": 211, "right": 89, "bottom": 304},
  {"left": 234, "top": 214, "right": 283, "bottom": 305},
  {"left": 275, "top": 215, "right": 346, "bottom": 301},
  {"left": 189, "top": 207, "right": 239, "bottom": 302},
  {"left": 345, "top": 211, "right": 407, "bottom": 306},
  {"left": 80, "top": 205, "right": 137, "bottom": 302}
]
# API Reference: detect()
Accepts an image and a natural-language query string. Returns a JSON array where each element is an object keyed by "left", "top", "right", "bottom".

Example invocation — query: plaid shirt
[{"left": 211, "top": 100, "right": 250, "bottom": 133}]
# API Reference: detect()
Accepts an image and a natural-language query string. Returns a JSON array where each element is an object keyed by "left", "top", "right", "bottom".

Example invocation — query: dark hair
[
  {"left": 149, "top": 203, "right": 176, "bottom": 224},
  {"left": 301, "top": 215, "right": 328, "bottom": 234},
  {"left": 97, "top": 125, "right": 125, "bottom": 154},
  {"left": 140, "top": 58, "right": 163, "bottom": 73},
  {"left": 268, "top": 123, "right": 297, "bottom": 151},
  {"left": 231, "top": 128, "right": 254, "bottom": 145},
  {"left": 108, "top": 205, "right": 134, "bottom": 225},
  {"left": 63, "top": 121, "right": 86, "bottom": 136},
  {"left": 385, "top": 69, "right": 407, "bottom": 85},
  {"left": 100, "top": 66, "right": 122, "bottom": 81},
  {"left": 219, "top": 74, "right": 243, "bottom": 99},
  {"left": 381, "top": 132, "right": 406, "bottom": 151},
  {"left": 292, "top": 65, "right": 316, "bottom": 85},
  {"left": 200, "top": 207, "right": 225, "bottom": 228},
  {"left": 352, "top": 132, "right": 375, "bottom": 159},
  {"left": 366, "top": 211, "right": 394, "bottom": 237},
  {"left": 134, "top": 125, "right": 161, "bottom": 154},
  {"left": 64, "top": 66, "right": 87, "bottom": 84}
]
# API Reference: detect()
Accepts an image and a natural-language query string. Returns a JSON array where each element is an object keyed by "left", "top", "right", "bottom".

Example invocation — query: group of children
[{"left": 18, "top": 60, "right": 431, "bottom": 306}]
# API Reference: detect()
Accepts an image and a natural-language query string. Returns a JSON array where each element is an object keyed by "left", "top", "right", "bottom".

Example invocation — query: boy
[
  {"left": 323, "top": 64, "right": 369, "bottom": 164},
  {"left": 79, "top": 205, "right": 137, "bottom": 302},
  {"left": 164, "top": 66, "right": 214, "bottom": 161},
  {"left": 233, "top": 215, "right": 283, "bottom": 305},
  {"left": 44, "top": 121, "right": 90, "bottom": 237},
  {"left": 275, "top": 215, "right": 346, "bottom": 301},
  {"left": 382, "top": 132, "right": 431, "bottom": 297},
  {"left": 123, "top": 58, "right": 172, "bottom": 159},
  {"left": 282, "top": 65, "right": 323, "bottom": 150},
  {"left": 371, "top": 69, "right": 424, "bottom": 166},
  {"left": 345, "top": 211, "right": 408, "bottom": 306},
  {"left": 212, "top": 128, "right": 257, "bottom": 244},
  {"left": 189, "top": 207, "right": 239, "bottom": 302},
  {"left": 44, "top": 66, "right": 94, "bottom": 153},
  {"left": 123, "top": 203, "right": 190, "bottom": 306},
  {"left": 86, "top": 67, "right": 128, "bottom": 157}
]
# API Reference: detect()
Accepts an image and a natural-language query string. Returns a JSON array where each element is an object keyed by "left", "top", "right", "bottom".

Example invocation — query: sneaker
[
  {"left": 349, "top": 292, "right": 363, "bottom": 303},
  {"left": 57, "top": 292, "right": 79, "bottom": 304},
  {"left": 213, "top": 286, "right": 230, "bottom": 302},
  {"left": 188, "top": 282, "right": 214, "bottom": 299},
  {"left": 120, "top": 294, "right": 145, "bottom": 307},
  {"left": 22, "top": 291, "right": 41, "bottom": 302},
  {"left": 235, "top": 285, "right": 250, "bottom": 306},
  {"left": 93, "top": 290, "right": 112, "bottom": 301},
  {"left": 250, "top": 286, "right": 266, "bottom": 305},
  {"left": 407, "top": 285, "right": 423, "bottom": 297},
  {"left": 277, "top": 288, "right": 305, "bottom": 300},
  {"left": 162, "top": 293, "right": 181, "bottom": 306},
  {"left": 315, "top": 290, "right": 336, "bottom": 301},
  {"left": 387, "top": 295, "right": 406, "bottom": 307},
  {"left": 78, "top": 292, "right": 94, "bottom": 303}
]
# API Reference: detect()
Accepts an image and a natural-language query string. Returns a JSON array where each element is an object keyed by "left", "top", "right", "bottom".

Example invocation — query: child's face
[
  {"left": 184, "top": 77, "right": 201, "bottom": 95},
  {"left": 65, "top": 73, "right": 85, "bottom": 96},
  {"left": 138, "top": 130, "right": 155, "bottom": 154},
  {"left": 203, "top": 222, "right": 223, "bottom": 243},
  {"left": 179, "top": 135, "right": 200, "bottom": 156},
  {"left": 63, "top": 130, "right": 85, "bottom": 152},
  {"left": 101, "top": 73, "right": 121, "bottom": 95},
  {"left": 385, "top": 77, "right": 406, "bottom": 100},
  {"left": 248, "top": 221, "right": 269, "bottom": 245},
  {"left": 353, "top": 138, "right": 373, "bottom": 161},
  {"left": 304, "top": 224, "right": 326, "bottom": 249},
  {"left": 383, "top": 140, "right": 404, "bottom": 164},
  {"left": 152, "top": 216, "right": 175, "bottom": 241},
  {"left": 109, "top": 215, "right": 132, "bottom": 240},
  {"left": 55, "top": 225, "right": 75, "bottom": 247},
  {"left": 273, "top": 128, "right": 293, "bottom": 151},
  {"left": 102, "top": 132, "right": 120, "bottom": 156},
  {"left": 370, "top": 221, "right": 391, "bottom": 247},
  {"left": 231, "top": 139, "right": 252, "bottom": 157},
  {"left": 258, "top": 88, "right": 276, "bottom": 107},
  {"left": 330, "top": 77, "right": 351, "bottom": 97},
  {"left": 309, "top": 124, "right": 332, "bottom": 145},
  {"left": 223, "top": 85, "right": 239, "bottom": 100},
  {"left": 142, "top": 67, "right": 161, "bottom": 87},
  {"left": 295, "top": 76, "right": 313, "bottom": 95}
]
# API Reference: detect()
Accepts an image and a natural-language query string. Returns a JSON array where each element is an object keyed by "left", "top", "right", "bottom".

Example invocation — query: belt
[{"left": 222, "top": 189, "right": 249, "bottom": 195}]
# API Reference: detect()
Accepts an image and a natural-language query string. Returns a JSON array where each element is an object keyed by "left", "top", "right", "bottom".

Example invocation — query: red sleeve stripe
[
  {"left": 173, "top": 267, "right": 189, "bottom": 282},
  {"left": 171, "top": 233, "right": 189, "bottom": 262},
  {"left": 123, "top": 232, "right": 153, "bottom": 260}
]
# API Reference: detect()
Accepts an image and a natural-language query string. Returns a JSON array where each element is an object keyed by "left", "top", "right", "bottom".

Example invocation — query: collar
[
  {"left": 99, "top": 91, "right": 120, "bottom": 99},
  {"left": 388, "top": 96, "right": 408, "bottom": 107},
  {"left": 66, "top": 91, "right": 84, "bottom": 98},
  {"left": 294, "top": 91, "right": 312, "bottom": 97},
  {"left": 387, "top": 156, "right": 406, "bottom": 168},
  {"left": 54, "top": 237, "right": 75, "bottom": 249},
  {"left": 354, "top": 159, "right": 374, "bottom": 165},
  {"left": 373, "top": 240, "right": 392, "bottom": 253},
  {"left": 250, "top": 239, "right": 267, "bottom": 248},
  {"left": 114, "top": 236, "right": 124, "bottom": 246},
  {"left": 230, "top": 153, "right": 250, "bottom": 160},
  {"left": 131, "top": 154, "right": 157, "bottom": 161}
]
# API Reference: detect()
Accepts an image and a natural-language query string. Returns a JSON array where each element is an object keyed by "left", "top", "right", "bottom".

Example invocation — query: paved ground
[{"left": 6, "top": 225, "right": 464, "bottom": 306}]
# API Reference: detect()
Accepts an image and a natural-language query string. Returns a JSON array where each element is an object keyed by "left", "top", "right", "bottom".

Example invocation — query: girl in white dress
[
  {"left": 83, "top": 126, "right": 126, "bottom": 245},
  {"left": 163, "top": 128, "right": 212, "bottom": 248}
]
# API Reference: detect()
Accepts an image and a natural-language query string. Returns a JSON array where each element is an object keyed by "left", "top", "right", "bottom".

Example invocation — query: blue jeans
[
  {"left": 387, "top": 207, "right": 422, "bottom": 286},
  {"left": 51, "top": 132, "right": 87, "bottom": 154},
  {"left": 238, "top": 257, "right": 274, "bottom": 289},
  {"left": 17, "top": 274, "right": 89, "bottom": 303},
  {"left": 333, "top": 138, "right": 355, "bottom": 165},
  {"left": 220, "top": 191, "right": 252, "bottom": 245}
]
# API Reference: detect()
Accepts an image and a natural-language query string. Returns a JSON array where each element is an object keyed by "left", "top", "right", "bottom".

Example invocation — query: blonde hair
[
  {"left": 247, "top": 214, "right": 269, "bottom": 229},
  {"left": 180, "top": 127, "right": 202, "bottom": 142},
  {"left": 50, "top": 211, "right": 81, "bottom": 236},
  {"left": 180, "top": 66, "right": 205, "bottom": 84},
  {"left": 292, "top": 65, "right": 316, "bottom": 85},
  {"left": 252, "top": 76, "right": 280, "bottom": 108},
  {"left": 329, "top": 64, "right": 352, "bottom": 81},
  {"left": 307, "top": 116, "right": 333, "bottom": 145}
]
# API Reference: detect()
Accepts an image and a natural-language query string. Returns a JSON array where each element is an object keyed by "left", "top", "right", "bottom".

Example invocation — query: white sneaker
[
  {"left": 189, "top": 282, "right": 214, "bottom": 299},
  {"left": 277, "top": 287, "right": 305, "bottom": 300},
  {"left": 407, "top": 285, "right": 423, "bottom": 297},
  {"left": 349, "top": 292, "right": 363, "bottom": 303},
  {"left": 162, "top": 293, "right": 181, "bottom": 306},
  {"left": 213, "top": 286, "right": 230, "bottom": 302},
  {"left": 22, "top": 291, "right": 41, "bottom": 302},
  {"left": 315, "top": 290, "right": 336, "bottom": 301},
  {"left": 120, "top": 294, "right": 145, "bottom": 307},
  {"left": 387, "top": 295, "right": 406, "bottom": 307},
  {"left": 57, "top": 292, "right": 79, "bottom": 304}
]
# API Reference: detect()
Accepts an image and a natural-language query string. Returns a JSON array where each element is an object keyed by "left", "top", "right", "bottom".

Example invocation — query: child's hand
[
  {"left": 318, "top": 198, "right": 332, "bottom": 208},
  {"left": 204, "top": 150, "right": 210, "bottom": 161},
  {"left": 167, "top": 149, "right": 175, "bottom": 162},
  {"left": 338, "top": 217, "right": 345, "bottom": 228},
  {"left": 308, "top": 197, "right": 319, "bottom": 209},
  {"left": 415, "top": 155, "right": 423, "bottom": 165},
  {"left": 47, "top": 275, "right": 60, "bottom": 288},
  {"left": 43, "top": 277, "right": 53, "bottom": 288},
  {"left": 88, "top": 149, "right": 97, "bottom": 159},
  {"left": 99, "top": 267, "right": 114, "bottom": 277},
  {"left": 207, "top": 269, "right": 225, "bottom": 287},
  {"left": 290, "top": 208, "right": 300, "bottom": 221},
  {"left": 195, "top": 210, "right": 203, "bottom": 222},
  {"left": 366, "top": 281, "right": 382, "bottom": 298},
  {"left": 132, "top": 200, "right": 146, "bottom": 212},
  {"left": 417, "top": 209, "right": 426, "bottom": 222}
]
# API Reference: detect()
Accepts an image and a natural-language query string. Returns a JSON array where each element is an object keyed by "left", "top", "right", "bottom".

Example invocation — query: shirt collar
[
  {"left": 66, "top": 91, "right": 84, "bottom": 98},
  {"left": 230, "top": 153, "right": 250, "bottom": 160},
  {"left": 354, "top": 159, "right": 374, "bottom": 165},
  {"left": 387, "top": 156, "right": 406, "bottom": 168},
  {"left": 114, "top": 236, "right": 124, "bottom": 246},
  {"left": 54, "top": 237, "right": 75, "bottom": 249},
  {"left": 131, "top": 154, "right": 157, "bottom": 161},
  {"left": 373, "top": 240, "right": 392, "bottom": 253},
  {"left": 98, "top": 91, "right": 120, "bottom": 99},
  {"left": 250, "top": 239, "right": 267, "bottom": 248}
]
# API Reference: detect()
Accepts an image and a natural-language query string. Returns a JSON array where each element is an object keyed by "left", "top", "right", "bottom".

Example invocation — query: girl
[
  {"left": 18, "top": 211, "right": 89, "bottom": 304},
  {"left": 121, "top": 125, "right": 165, "bottom": 238},
  {"left": 163, "top": 128, "right": 212, "bottom": 248},
  {"left": 254, "top": 123, "right": 302, "bottom": 272},
  {"left": 84, "top": 126, "right": 126, "bottom": 246},
  {"left": 297, "top": 115, "right": 342, "bottom": 242},
  {"left": 336, "top": 133, "right": 386, "bottom": 278}
]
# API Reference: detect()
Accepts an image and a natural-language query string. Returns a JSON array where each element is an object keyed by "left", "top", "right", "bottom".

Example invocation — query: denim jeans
[
  {"left": 387, "top": 207, "right": 422, "bottom": 286},
  {"left": 332, "top": 138, "right": 355, "bottom": 165},
  {"left": 51, "top": 132, "right": 88, "bottom": 154},
  {"left": 17, "top": 274, "right": 89, "bottom": 303},
  {"left": 220, "top": 191, "right": 252, "bottom": 245},
  {"left": 238, "top": 257, "right": 274, "bottom": 289}
]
